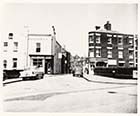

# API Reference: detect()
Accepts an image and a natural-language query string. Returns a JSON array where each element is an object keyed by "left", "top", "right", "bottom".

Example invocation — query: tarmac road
[{"left": 3, "top": 74, "right": 137, "bottom": 113}]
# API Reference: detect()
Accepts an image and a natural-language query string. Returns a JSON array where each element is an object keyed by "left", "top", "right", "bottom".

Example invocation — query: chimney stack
[
  {"left": 95, "top": 26, "right": 100, "bottom": 30},
  {"left": 104, "top": 21, "right": 111, "bottom": 30}
]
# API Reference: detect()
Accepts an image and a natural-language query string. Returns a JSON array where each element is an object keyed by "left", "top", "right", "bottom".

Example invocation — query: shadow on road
[{"left": 4, "top": 84, "right": 136, "bottom": 102}]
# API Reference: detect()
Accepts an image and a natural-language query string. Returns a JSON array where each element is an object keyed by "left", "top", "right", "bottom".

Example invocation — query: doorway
[{"left": 45, "top": 59, "right": 53, "bottom": 74}]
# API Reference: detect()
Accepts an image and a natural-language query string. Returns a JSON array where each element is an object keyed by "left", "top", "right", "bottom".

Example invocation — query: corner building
[{"left": 88, "top": 21, "right": 136, "bottom": 68}]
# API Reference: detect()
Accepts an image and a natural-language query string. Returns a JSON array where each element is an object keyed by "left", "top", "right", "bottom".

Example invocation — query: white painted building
[
  {"left": 2, "top": 32, "right": 26, "bottom": 71},
  {"left": 2, "top": 27, "right": 68, "bottom": 75},
  {"left": 28, "top": 34, "right": 53, "bottom": 74}
]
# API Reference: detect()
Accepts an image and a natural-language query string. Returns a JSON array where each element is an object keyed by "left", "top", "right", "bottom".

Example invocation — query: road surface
[{"left": 3, "top": 74, "right": 137, "bottom": 113}]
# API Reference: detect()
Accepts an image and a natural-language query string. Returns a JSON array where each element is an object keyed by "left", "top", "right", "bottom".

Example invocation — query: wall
[
  {"left": 2, "top": 32, "right": 26, "bottom": 70},
  {"left": 53, "top": 41, "right": 62, "bottom": 74},
  {"left": 28, "top": 35, "right": 52, "bottom": 56}
]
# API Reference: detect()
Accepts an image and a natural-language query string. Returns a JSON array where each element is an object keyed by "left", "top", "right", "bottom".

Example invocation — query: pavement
[
  {"left": 3, "top": 75, "right": 53, "bottom": 85},
  {"left": 3, "top": 74, "right": 137, "bottom": 85},
  {"left": 82, "top": 74, "right": 137, "bottom": 85}
]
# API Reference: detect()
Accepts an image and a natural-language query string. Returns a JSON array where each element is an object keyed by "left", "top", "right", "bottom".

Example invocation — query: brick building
[{"left": 88, "top": 21, "right": 137, "bottom": 69}]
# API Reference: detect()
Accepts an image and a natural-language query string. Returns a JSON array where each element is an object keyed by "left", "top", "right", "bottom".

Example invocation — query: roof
[
  {"left": 28, "top": 34, "right": 52, "bottom": 36},
  {"left": 89, "top": 29, "right": 134, "bottom": 36}
]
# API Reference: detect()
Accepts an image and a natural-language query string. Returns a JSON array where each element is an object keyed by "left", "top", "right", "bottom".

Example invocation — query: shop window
[{"left": 33, "top": 59, "right": 43, "bottom": 67}]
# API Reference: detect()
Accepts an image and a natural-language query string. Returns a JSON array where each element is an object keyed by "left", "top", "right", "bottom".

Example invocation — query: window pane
[
  {"left": 107, "top": 38, "right": 112, "bottom": 44},
  {"left": 89, "top": 52, "right": 94, "bottom": 57},
  {"left": 4, "top": 42, "right": 8, "bottom": 46},
  {"left": 118, "top": 38, "right": 123, "bottom": 45},
  {"left": 13, "top": 42, "right": 18, "bottom": 52},
  {"left": 36, "top": 43, "right": 41, "bottom": 52},
  {"left": 118, "top": 51, "right": 123, "bottom": 58},
  {"left": 96, "top": 36, "right": 100, "bottom": 43},
  {"left": 9, "top": 33, "right": 13, "bottom": 39},
  {"left": 33, "top": 59, "right": 43, "bottom": 67},
  {"left": 3, "top": 60, "right": 7, "bottom": 68},
  {"left": 13, "top": 58, "right": 17, "bottom": 68},
  {"left": 96, "top": 49, "right": 101, "bottom": 57}
]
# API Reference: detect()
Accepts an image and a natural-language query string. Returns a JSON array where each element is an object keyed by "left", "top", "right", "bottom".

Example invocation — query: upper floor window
[
  {"left": 3, "top": 60, "right": 7, "bottom": 68},
  {"left": 89, "top": 36, "right": 94, "bottom": 43},
  {"left": 118, "top": 38, "right": 123, "bottom": 45},
  {"left": 9, "top": 33, "right": 13, "bottom": 39},
  {"left": 107, "top": 50, "right": 112, "bottom": 58},
  {"left": 96, "top": 36, "right": 100, "bottom": 43},
  {"left": 129, "top": 39, "right": 133, "bottom": 46},
  {"left": 135, "top": 52, "right": 138, "bottom": 58},
  {"left": 96, "top": 49, "right": 101, "bottom": 57},
  {"left": 89, "top": 51, "right": 94, "bottom": 57},
  {"left": 13, "top": 42, "right": 18, "bottom": 52},
  {"left": 3, "top": 42, "right": 8, "bottom": 52},
  {"left": 13, "top": 58, "right": 17, "bottom": 68},
  {"left": 129, "top": 51, "right": 133, "bottom": 59},
  {"left": 4, "top": 42, "right": 8, "bottom": 47},
  {"left": 36, "top": 43, "right": 41, "bottom": 52},
  {"left": 107, "top": 38, "right": 112, "bottom": 44},
  {"left": 129, "top": 63, "right": 134, "bottom": 67},
  {"left": 118, "top": 51, "right": 123, "bottom": 59}
]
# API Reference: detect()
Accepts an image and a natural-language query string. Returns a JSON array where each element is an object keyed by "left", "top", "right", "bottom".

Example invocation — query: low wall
[
  {"left": 94, "top": 67, "right": 137, "bottom": 79},
  {"left": 3, "top": 69, "right": 23, "bottom": 81}
]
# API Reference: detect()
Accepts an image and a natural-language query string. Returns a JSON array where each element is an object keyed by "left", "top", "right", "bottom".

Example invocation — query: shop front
[{"left": 29, "top": 55, "right": 54, "bottom": 74}]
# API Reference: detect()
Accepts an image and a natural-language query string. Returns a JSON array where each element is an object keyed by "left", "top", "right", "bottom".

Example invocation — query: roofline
[
  {"left": 56, "top": 41, "right": 62, "bottom": 47},
  {"left": 28, "top": 34, "right": 52, "bottom": 36},
  {"left": 88, "top": 31, "right": 134, "bottom": 36}
]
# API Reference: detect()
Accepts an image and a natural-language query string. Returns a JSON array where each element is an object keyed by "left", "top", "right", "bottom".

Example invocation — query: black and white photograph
[{"left": 1, "top": 0, "right": 138, "bottom": 114}]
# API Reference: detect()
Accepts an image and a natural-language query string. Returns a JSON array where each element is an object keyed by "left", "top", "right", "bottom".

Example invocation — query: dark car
[{"left": 73, "top": 65, "right": 83, "bottom": 77}]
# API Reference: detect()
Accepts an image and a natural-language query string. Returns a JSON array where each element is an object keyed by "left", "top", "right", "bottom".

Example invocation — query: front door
[{"left": 45, "top": 59, "right": 52, "bottom": 74}]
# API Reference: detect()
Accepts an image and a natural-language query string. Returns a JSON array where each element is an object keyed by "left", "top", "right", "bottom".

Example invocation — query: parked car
[
  {"left": 19, "top": 66, "right": 44, "bottom": 80},
  {"left": 73, "top": 65, "right": 83, "bottom": 77}
]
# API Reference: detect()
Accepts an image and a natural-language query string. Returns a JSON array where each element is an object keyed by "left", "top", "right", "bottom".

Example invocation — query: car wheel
[
  {"left": 22, "top": 78, "right": 26, "bottom": 81},
  {"left": 41, "top": 75, "right": 43, "bottom": 79},
  {"left": 36, "top": 74, "right": 40, "bottom": 79}
]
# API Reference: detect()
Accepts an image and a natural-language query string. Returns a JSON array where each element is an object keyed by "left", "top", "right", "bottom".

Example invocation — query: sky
[{"left": 3, "top": 3, "right": 138, "bottom": 57}]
